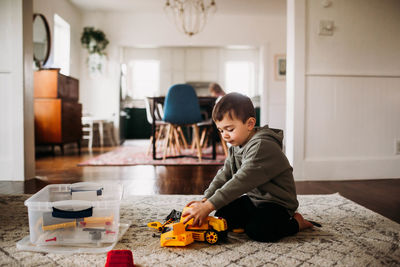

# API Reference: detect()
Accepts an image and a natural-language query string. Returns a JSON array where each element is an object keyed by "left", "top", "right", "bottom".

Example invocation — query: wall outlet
[
  {"left": 319, "top": 20, "right": 334, "bottom": 36},
  {"left": 396, "top": 140, "right": 400, "bottom": 155}
]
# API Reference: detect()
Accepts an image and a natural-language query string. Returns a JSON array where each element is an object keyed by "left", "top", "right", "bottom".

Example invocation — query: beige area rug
[{"left": 0, "top": 194, "right": 399, "bottom": 266}]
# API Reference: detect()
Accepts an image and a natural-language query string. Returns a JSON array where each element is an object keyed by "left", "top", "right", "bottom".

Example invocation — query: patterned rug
[
  {"left": 1, "top": 194, "right": 399, "bottom": 266},
  {"left": 78, "top": 144, "right": 226, "bottom": 166}
]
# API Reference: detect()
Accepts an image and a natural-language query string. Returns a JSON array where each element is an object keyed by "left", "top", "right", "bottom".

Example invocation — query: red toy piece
[{"left": 105, "top": 250, "right": 134, "bottom": 267}]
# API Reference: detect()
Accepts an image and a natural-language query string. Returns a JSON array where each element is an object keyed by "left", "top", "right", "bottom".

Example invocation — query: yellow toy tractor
[{"left": 147, "top": 207, "right": 228, "bottom": 247}]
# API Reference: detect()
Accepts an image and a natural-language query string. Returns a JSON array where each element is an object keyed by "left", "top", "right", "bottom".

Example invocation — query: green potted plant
[{"left": 80, "top": 27, "right": 109, "bottom": 75}]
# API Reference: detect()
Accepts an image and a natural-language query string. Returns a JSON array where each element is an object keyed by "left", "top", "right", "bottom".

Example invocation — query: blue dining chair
[{"left": 162, "top": 84, "right": 203, "bottom": 161}]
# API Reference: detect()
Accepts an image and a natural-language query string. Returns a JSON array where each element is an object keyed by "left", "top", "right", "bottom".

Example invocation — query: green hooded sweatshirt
[{"left": 204, "top": 125, "right": 299, "bottom": 216}]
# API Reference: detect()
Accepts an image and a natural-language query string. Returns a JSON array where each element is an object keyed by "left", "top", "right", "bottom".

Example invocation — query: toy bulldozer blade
[
  {"left": 147, "top": 221, "right": 164, "bottom": 232},
  {"left": 147, "top": 209, "right": 182, "bottom": 232}
]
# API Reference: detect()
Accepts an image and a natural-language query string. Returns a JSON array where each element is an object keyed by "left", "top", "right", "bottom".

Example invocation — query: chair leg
[
  {"left": 167, "top": 128, "right": 173, "bottom": 156},
  {"left": 83, "top": 121, "right": 93, "bottom": 150},
  {"left": 170, "top": 126, "right": 177, "bottom": 156},
  {"left": 157, "top": 125, "right": 166, "bottom": 151},
  {"left": 192, "top": 124, "right": 202, "bottom": 161},
  {"left": 191, "top": 127, "right": 196, "bottom": 151},
  {"left": 177, "top": 126, "right": 188, "bottom": 149},
  {"left": 191, "top": 125, "right": 200, "bottom": 152},
  {"left": 173, "top": 127, "right": 181, "bottom": 154},
  {"left": 146, "top": 135, "right": 153, "bottom": 156},
  {"left": 156, "top": 125, "right": 165, "bottom": 146},
  {"left": 199, "top": 127, "right": 207, "bottom": 147},
  {"left": 147, "top": 126, "right": 162, "bottom": 156},
  {"left": 163, "top": 124, "right": 173, "bottom": 160},
  {"left": 191, "top": 126, "right": 208, "bottom": 152}
]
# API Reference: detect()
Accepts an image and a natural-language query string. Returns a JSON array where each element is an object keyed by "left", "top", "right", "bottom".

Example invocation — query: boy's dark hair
[{"left": 212, "top": 92, "right": 256, "bottom": 123}]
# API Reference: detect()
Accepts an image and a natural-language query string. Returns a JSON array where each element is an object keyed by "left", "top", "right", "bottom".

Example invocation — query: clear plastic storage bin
[{"left": 24, "top": 182, "right": 123, "bottom": 246}]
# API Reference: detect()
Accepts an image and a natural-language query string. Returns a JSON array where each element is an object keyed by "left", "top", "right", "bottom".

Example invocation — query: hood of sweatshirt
[{"left": 238, "top": 125, "right": 283, "bottom": 151}]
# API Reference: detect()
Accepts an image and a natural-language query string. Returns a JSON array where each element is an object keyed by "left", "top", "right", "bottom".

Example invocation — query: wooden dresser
[{"left": 34, "top": 69, "right": 82, "bottom": 154}]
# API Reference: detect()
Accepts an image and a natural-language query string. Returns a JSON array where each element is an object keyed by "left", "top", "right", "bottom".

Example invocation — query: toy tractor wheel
[{"left": 205, "top": 230, "right": 219, "bottom": 244}]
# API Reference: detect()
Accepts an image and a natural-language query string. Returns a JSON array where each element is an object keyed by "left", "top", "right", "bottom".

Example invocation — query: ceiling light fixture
[{"left": 164, "top": 0, "right": 217, "bottom": 37}]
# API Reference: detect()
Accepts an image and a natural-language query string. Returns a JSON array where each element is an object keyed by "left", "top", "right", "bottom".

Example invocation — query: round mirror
[{"left": 33, "top": 13, "right": 50, "bottom": 68}]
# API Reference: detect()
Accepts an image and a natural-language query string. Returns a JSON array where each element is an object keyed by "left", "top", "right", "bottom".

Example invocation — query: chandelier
[{"left": 164, "top": 0, "right": 217, "bottom": 37}]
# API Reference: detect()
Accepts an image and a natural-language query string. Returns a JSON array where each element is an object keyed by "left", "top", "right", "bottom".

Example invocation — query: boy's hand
[
  {"left": 185, "top": 198, "right": 207, "bottom": 208},
  {"left": 182, "top": 200, "right": 215, "bottom": 226}
]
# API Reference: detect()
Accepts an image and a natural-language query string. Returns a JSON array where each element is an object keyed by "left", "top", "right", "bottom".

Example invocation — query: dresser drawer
[{"left": 34, "top": 69, "right": 79, "bottom": 101}]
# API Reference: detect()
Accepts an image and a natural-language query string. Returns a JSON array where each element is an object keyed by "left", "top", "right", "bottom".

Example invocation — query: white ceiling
[{"left": 69, "top": 0, "right": 286, "bottom": 16}]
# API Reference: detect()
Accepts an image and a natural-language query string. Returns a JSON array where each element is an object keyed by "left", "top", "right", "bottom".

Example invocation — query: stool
[
  {"left": 82, "top": 117, "right": 116, "bottom": 148},
  {"left": 82, "top": 117, "right": 94, "bottom": 149}
]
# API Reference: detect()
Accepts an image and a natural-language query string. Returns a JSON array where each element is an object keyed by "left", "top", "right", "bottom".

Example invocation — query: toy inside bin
[{"left": 24, "top": 182, "right": 122, "bottom": 246}]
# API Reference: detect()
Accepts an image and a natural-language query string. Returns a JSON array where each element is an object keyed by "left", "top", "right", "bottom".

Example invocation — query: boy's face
[{"left": 215, "top": 113, "right": 256, "bottom": 147}]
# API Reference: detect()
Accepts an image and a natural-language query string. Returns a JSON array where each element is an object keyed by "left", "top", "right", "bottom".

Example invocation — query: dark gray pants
[{"left": 215, "top": 195, "right": 299, "bottom": 242}]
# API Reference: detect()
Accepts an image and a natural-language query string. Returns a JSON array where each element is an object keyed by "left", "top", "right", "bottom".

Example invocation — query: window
[
  {"left": 129, "top": 60, "right": 160, "bottom": 99},
  {"left": 53, "top": 14, "right": 70, "bottom": 75},
  {"left": 225, "top": 61, "right": 255, "bottom": 96}
]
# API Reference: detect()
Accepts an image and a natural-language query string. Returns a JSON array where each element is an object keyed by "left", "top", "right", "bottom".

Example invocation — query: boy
[{"left": 183, "top": 93, "right": 312, "bottom": 242}]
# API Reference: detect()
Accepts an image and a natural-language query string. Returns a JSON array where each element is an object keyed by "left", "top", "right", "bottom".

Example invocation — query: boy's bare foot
[{"left": 294, "top": 212, "right": 313, "bottom": 231}]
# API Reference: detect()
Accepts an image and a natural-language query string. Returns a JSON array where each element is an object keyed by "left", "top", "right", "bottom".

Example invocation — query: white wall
[
  {"left": 33, "top": 0, "right": 82, "bottom": 79},
  {"left": 122, "top": 46, "right": 260, "bottom": 100},
  {"left": 287, "top": 0, "right": 400, "bottom": 180},
  {"left": 0, "top": 0, "right": 35, "bottom": 181},
  {"left": 79, "top": 10, "right": 287, "bottom": 129}
]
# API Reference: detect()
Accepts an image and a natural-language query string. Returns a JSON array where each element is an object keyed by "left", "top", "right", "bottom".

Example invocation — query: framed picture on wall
[{"left": 274, "top": 54, "right": 286, "bottom": 81}]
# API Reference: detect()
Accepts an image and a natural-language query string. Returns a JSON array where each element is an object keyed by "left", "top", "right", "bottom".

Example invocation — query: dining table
[{"left": 147, "top": 96, "right": 218, "bottom": 160}]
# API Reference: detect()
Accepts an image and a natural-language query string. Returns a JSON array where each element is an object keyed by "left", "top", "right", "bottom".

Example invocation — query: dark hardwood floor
[{"left": 1, "top": 142, "right": 399, "bottom": 223}]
